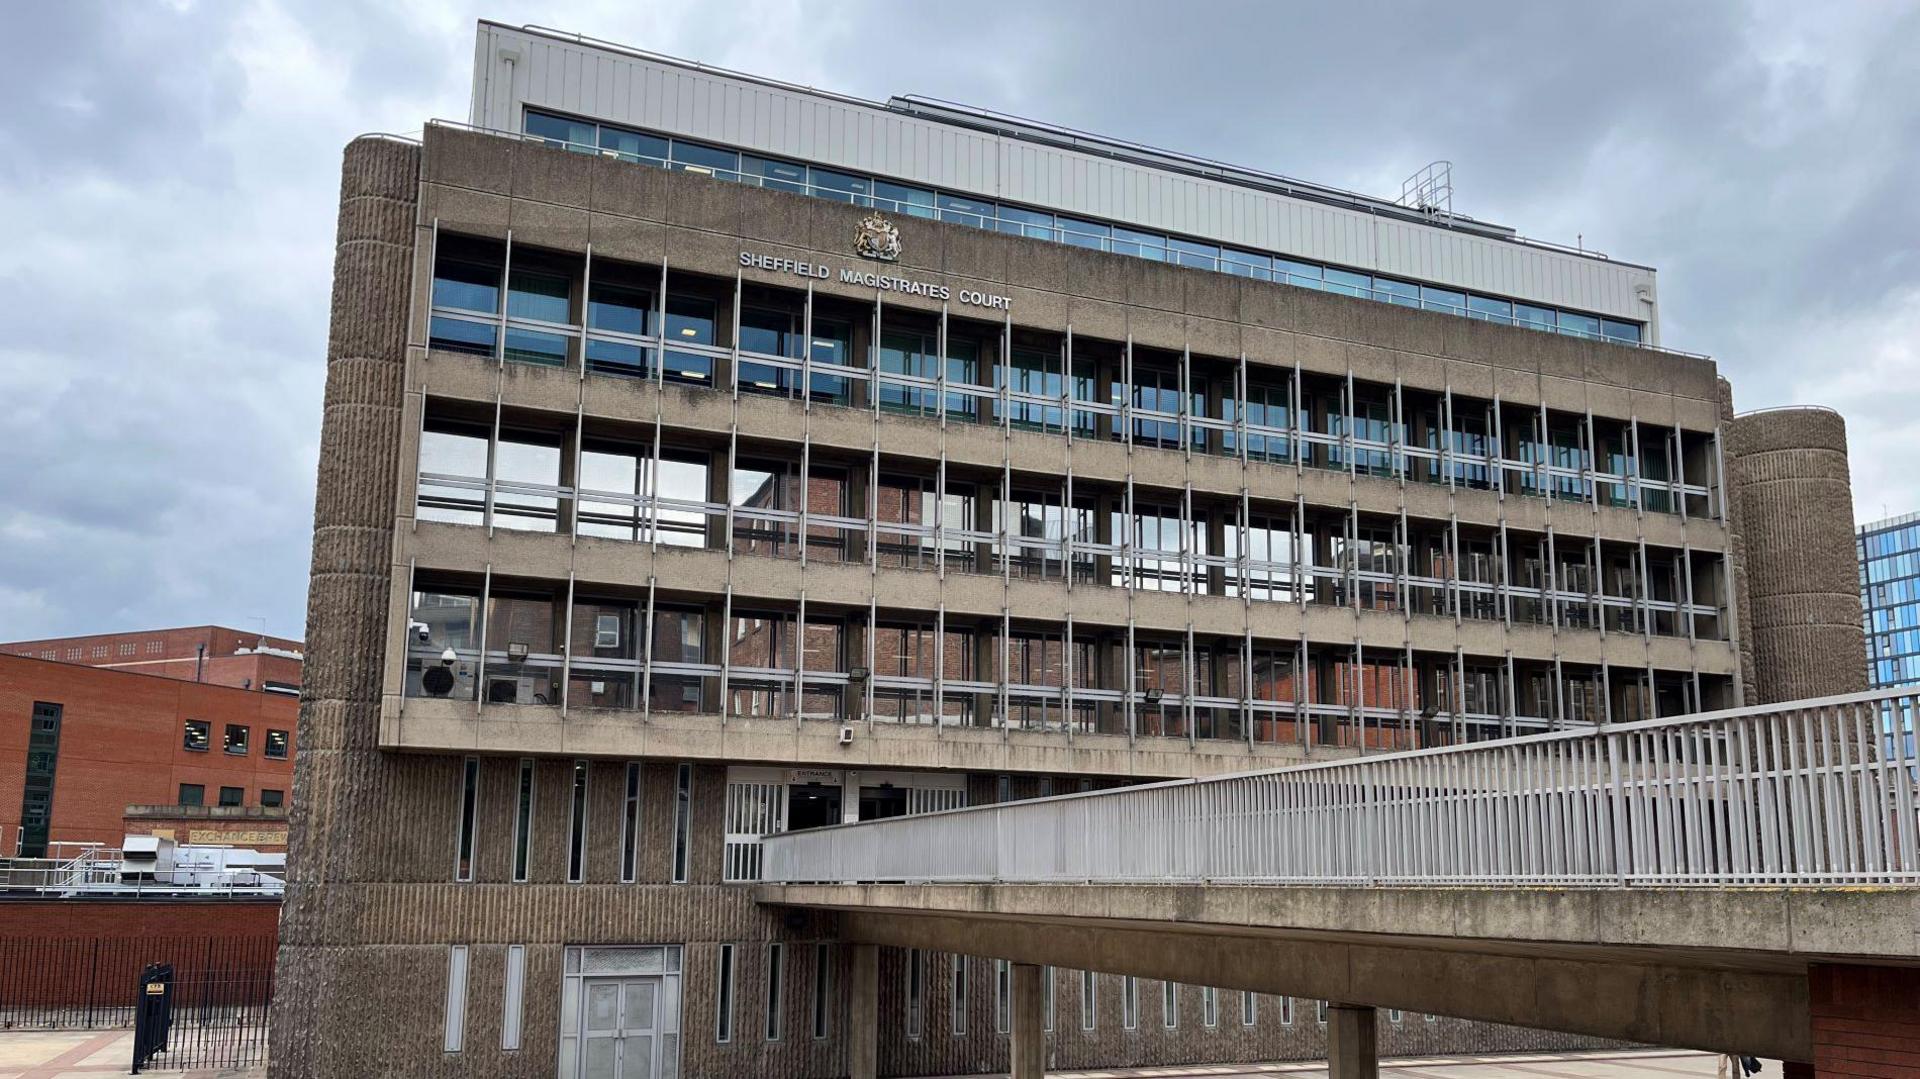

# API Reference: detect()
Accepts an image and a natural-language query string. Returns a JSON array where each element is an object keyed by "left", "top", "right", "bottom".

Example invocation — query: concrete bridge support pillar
[
  {"left": 849, "top": 944, "right": 878, "bottom": 1079},
  {"left": 1327, "top": 1003, "right": 1379, "bottom": 1079},
  {"left": 1011, "top": 962, "right": 1046, "bottom": 1078}
]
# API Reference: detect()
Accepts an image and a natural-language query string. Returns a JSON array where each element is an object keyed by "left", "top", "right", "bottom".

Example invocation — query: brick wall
[
  {"left": 0, "top": 655, "right": 298, "bottom": 848},
  {"left": 1809, "top": 964, "right": 1920, "bottom": 1078},
  {"left": 0, "top": 626, "right": 303, "bottom": 692},
  {"left": 0, "top": 899, "right": 279, "bottom": 1009}
]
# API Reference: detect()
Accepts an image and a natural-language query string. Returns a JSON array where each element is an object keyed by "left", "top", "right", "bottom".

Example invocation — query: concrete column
[
  {"left": 849, "top": 944, "right": 879, "bottom": 1079},
  {"left": 1011, "top": 962, "right": 1045, "bottom": 1078},
  {"left": 1327, "top": 1003, "right": 1379, "bottom": 1079}
]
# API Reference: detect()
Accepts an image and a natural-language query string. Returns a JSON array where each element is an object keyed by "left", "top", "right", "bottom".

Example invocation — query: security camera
[{"left": 440, "top": 647, "right": 458, "bottom": 666}]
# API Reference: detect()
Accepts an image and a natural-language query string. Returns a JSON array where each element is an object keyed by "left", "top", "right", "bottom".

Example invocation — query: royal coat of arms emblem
[{"left": 853, "top": 211, "right": 902, "bottom": 262}]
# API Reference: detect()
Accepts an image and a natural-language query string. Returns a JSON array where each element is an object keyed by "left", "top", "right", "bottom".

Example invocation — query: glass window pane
[
  {"left": 997, "top": 204, "right": 1056, "bottom": 241},
  {"left": 1514, "top": 303, "right": 1556, "bottom": 331},
  {"left": 1467, "top": 294, "right": 1513, "bottom": 323},
  {"left": 670, "top": 139, "right": 738, "bottom": 177},
  {"left": 1056, "top": 216, "right": 1109, "bottom": 251},
  {"left": 525, "top": 110, "right": 594, "bottom": 150},
  {"left": 434, "top": 258, "right": 499, "bottom": 314},
  {"left": 936, "top": 193, "right": 995, "bottom": 228},
  {"left": 1167, "top": 237, "right": 1219, "bottom": 270},
  {"left": 741, "top": 154, "right": 807, "bottom": 193},
  {"left": 1557, "top": 310, "right": 1602, "bottom": 339},
  {"left": 1111, "top": 227, "right": 1167, "bottom": 261},
  {"left": 809, "top": 168, "right": 872, "bottom": 205},
  {"left": 1601, "top": 318, "right": 1641, "bottom": 343},
  {"left": 598, "top": 126, "right": 668, "bottom": 165},
  {"left": 1421, "top": 286, "right": 1466, "bottom": 315},
  {"left": 508, "top": 270, "right": 571, "bottom": 324},
  {"left": 1375, "top": 277, "right": 1420, "bottom": 307},
  {"left": 588, "top": 283, "right": 650, "bottom": 336},
  {"left": 1323, "top": 267, "right": 1371, "bottom": 298},
  {"left": 1221, "top": 248, "right": 1272, "bottom": 279},
  {"left": 873, "top": 180, "right": 936, "bottom": 219},
  {"left": 1274, "top": 258, "right": 1322, "bottom": 287}
]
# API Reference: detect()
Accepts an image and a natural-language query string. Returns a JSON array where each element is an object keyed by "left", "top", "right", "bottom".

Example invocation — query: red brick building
[
  {"left": 0, "top": 655, "right": 297, "bottom": 856},
  {"left": 0, "top": 626, "right": 304, "bottom": 695}
]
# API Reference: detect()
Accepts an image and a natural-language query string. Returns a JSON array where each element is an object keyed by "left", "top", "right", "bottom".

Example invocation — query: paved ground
[
  {"left": 0, "top": 1034, "right": 1763, "bottom": 1078},
  {"left": 926, "top": 1050, "right": 1774, "bottom": 1078},
  {"left": 0, "top": 1030, "right": 263, "bottom": 1078}
]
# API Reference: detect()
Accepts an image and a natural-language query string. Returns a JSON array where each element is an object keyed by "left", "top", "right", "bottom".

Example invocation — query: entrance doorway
[
  {"left": 786, "top": 782, "right": 843, "bottom": 830},
  {"left": 579, "top": 977, "right": 662, "bottom": 1078}
]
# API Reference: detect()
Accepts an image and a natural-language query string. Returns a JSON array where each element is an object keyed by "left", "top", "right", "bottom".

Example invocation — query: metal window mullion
[
  {"left": 475, "top": 564, "right": 493, "bottom": 718},
  {"left": 794, "top": 591, "right": 807, "bottom": 724},
  {"left": 560, "top": 573, "right": 576, "bottom": 717},
  {"left": 1629, "top": 417, "right": 1645, "bottom": 515},
  {"left": 579, "top": 243, "right": 593, "bottom": 379},
  {"left": 998, "top": 607, "right": 1010, "bottom": 737},
  {"left": 1063, "top": 613, "right": 1076, "bottom": 743},
  {"left": 654, "top": 257, "right": 668, "bottom": 387},
  {"left": 640, "top": 576, "right": 657, "bottom": 721},
  {"left": 484, "top": 389, "right": 502, "bottom": 537},
  {"left": 1184, "top": 622, "right": 1196, "bottom": 748},
  {"left": 801, "top": 280, "right": 815, "bottom": 409},
  {"left": 1491, "top": 394, "right": 1506, "bottom": 498},
  {"left": 1180, "top": 344, "right": 1194, "bottom": 460},
  {"left": 719, "top": 586, "right": 734, "bottom": 726},
  {"left": 496, "top": 229, "right": 513, "bottom": 368}
]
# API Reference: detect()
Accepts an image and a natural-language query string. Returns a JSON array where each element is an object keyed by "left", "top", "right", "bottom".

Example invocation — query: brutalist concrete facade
[
  {"left": 272, "top": 126, "right": 1862, "bottom": 1078},
  {"left": 1725, "top": 407, "right": 1869, "bottom": 703}
]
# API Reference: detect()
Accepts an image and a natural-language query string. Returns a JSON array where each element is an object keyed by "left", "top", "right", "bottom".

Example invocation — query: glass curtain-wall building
[{"left": 1861, "top": 511, "right": 1920, "bottom": 688}]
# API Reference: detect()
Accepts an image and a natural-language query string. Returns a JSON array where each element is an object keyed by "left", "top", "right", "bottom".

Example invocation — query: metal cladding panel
[{"left": 475, "top": 23, "right": 1656, "bottom": 320}]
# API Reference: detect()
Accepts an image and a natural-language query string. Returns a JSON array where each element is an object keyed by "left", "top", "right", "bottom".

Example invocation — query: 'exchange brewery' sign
[{"left": 738, "top": 210, "right": 1013, "bottom": 312}]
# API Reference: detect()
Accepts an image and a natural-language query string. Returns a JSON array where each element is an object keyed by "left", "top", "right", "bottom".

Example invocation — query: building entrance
[{"left": 579, "top": 977, "right": 663, "bottom": 1079}]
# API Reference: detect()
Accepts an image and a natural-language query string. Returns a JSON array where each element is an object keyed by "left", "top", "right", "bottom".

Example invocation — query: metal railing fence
[{"left": 761, "top": 687, "right": 1920, "bottom": 887}]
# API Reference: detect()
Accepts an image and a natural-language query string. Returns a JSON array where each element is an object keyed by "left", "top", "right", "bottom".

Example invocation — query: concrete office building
[
  {"left": 1860, "top": 510, "right": 1920, "bottom": 690},
  {"left": 274, "top": 21, "right": 1866, "bottom": 1077}
]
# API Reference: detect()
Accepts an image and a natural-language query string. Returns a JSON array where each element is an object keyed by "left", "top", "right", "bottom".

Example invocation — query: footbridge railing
[{"left": 762, "top": 688, "right": 1920, "bottom": 887}]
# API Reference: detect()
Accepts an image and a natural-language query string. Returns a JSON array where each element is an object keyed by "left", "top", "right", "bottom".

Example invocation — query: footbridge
[{"left": 756, "top": 688, "right": 1920, "bottom": 1078}]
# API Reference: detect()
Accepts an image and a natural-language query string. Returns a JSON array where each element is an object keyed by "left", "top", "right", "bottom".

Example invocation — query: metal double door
[{"left": 579, "top": 976, "right": 669, "bottom": 1079}]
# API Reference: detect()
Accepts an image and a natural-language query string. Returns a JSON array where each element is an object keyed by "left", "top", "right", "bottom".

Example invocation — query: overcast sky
[{"left": 2, "top": 0, "right": 1916, "bottom": 642}]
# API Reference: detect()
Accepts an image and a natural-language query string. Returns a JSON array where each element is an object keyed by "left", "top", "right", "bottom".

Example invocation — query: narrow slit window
[
  {"left": 1241, "top": 991, "right": 1257, "bottom": 1027},
  {"left": 501, "top": 944, "right": 525, "bottom": 1050},
  {"left": 994, "top": 960, "right": 1010, "bottom": 1034},
  {"left": 1163, "top": 981, "right": 1178, "bottom": 1029},
  {"left": 512, "top": 758, "right": 534, "bottom": 883},
  {"left": 716, "top": 944, "right": 735, "bottom": 1043},
  {"left": 906, "top": 949, "right": 924, "bottom": 1039},
  {"left": 443, "top": 945, "right": 469, "bottom": 1052},
  {"left": 812, "top": 943, "right": 831, "bottom": 1040},
  {"left": 672, "top": 762, "right": 693, "bottom": 884},
  {"left": 566, "top": 759, "right": 589, "bottom": 883},
  {"left": 1080, "top": 970, "right": 1096, "bottom": 1031},
  {"left": 455, "top": 757, "right": 479, "bottom": 882},
  {"left": 1203, "top": 986, "right": 1218, "bottom": 1028},
  {"left": 619, "top": 761, "right": 642, "bottom": 882},
  {"left": 1043, "top": 966, "right": 1054, "bottom": 1032},
  {"left": 765, "top": 943, "right": 784, "bottom": 1041},
  {"left": 1122, "top": 976, "right": 1137, "bottom": 1030},
  {"left": 951, "top": 956, "right": 967, "bottom": 1036}
]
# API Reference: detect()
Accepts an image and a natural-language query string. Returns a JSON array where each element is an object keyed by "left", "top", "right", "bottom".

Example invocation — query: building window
[
  {"left": 996, "top": 774, "right": 1011, "bottom": 802},
  {"left": 715, "top": 944, "right": 735, "bottom": 1043},
  {"left": 1242, "top": 991, "right": 1257, "bottom": 1026},
  {"left": 443, "top": 945, "right": 469, "bottom": 1052},
  {"left": 501, "top": 944, "right": 525, "bottom": 1050},
  {"left": 183, "top": 719, "right": 210, "bottom": 752},
  {"left": 1281, "top": 996, "right": 1294, "bottom": 1025},
  {"left": 1163, "top": 981, "right": 1178, "bottom": 1029},
  {"left": 455, "top": 757, "right": 479, "bottom": 882},
  {"left": 812, "top": 943, "right": 832, "bottom": 1040},
  {"left": 951, "top": 956, "right": 967, "bottom": 1036},
  {"left": 1080, "top": 970, "right": 1096, "bottom": 1031},
  {"left": 224, "top": 724, "right": 250, "bottom": 755},
  {"left": 905, "top": 949, "right": 924, "bottom": 1039},
  {"left": 264, "top": 729, "right": 290, "bottom": 759},
  {"left": 218, "top": 786, "right": 244, "bottom": 807},
  {"left": 1203, "top": 986, "right": 1218, "bottom": 1028},
  {"left": 1317, "top": 999, "right": 1328, "bottom": 1025},
  {"left": 260, "top": 789, "right": 284, "bottom": 808},
  {"left": 1122, "top": 975, "right": 1138, "bottom": 1030},
  {"left": 512, "top": 758, "right": 534, "bottom": 883},
  {"left": 1044, "top": 966, "right": 1055, "bottom": 1032},
  {"left": 619, "top": 761, "right": 642, "bottom": 883},
  {"left": 1389, "top": 1008, "right": 1403, "bottom": 1023},
  {"left": 19, "top": 703, "right": 62, "bottom": 858},
  {"left": 994, "top": 959, "right": 1011, "bottom": 1034},
  {"left": 671, "top": 762, "right": 693, "bottom": 884},
  {"left": 179, "top": 784, "right": 204, "bottom": 807},
  {"left": 566, "top": 759, "right": 589, "bottom": 883},
  {"left": 765, "top": 943, "right": 784, "bottom": 1041}
]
